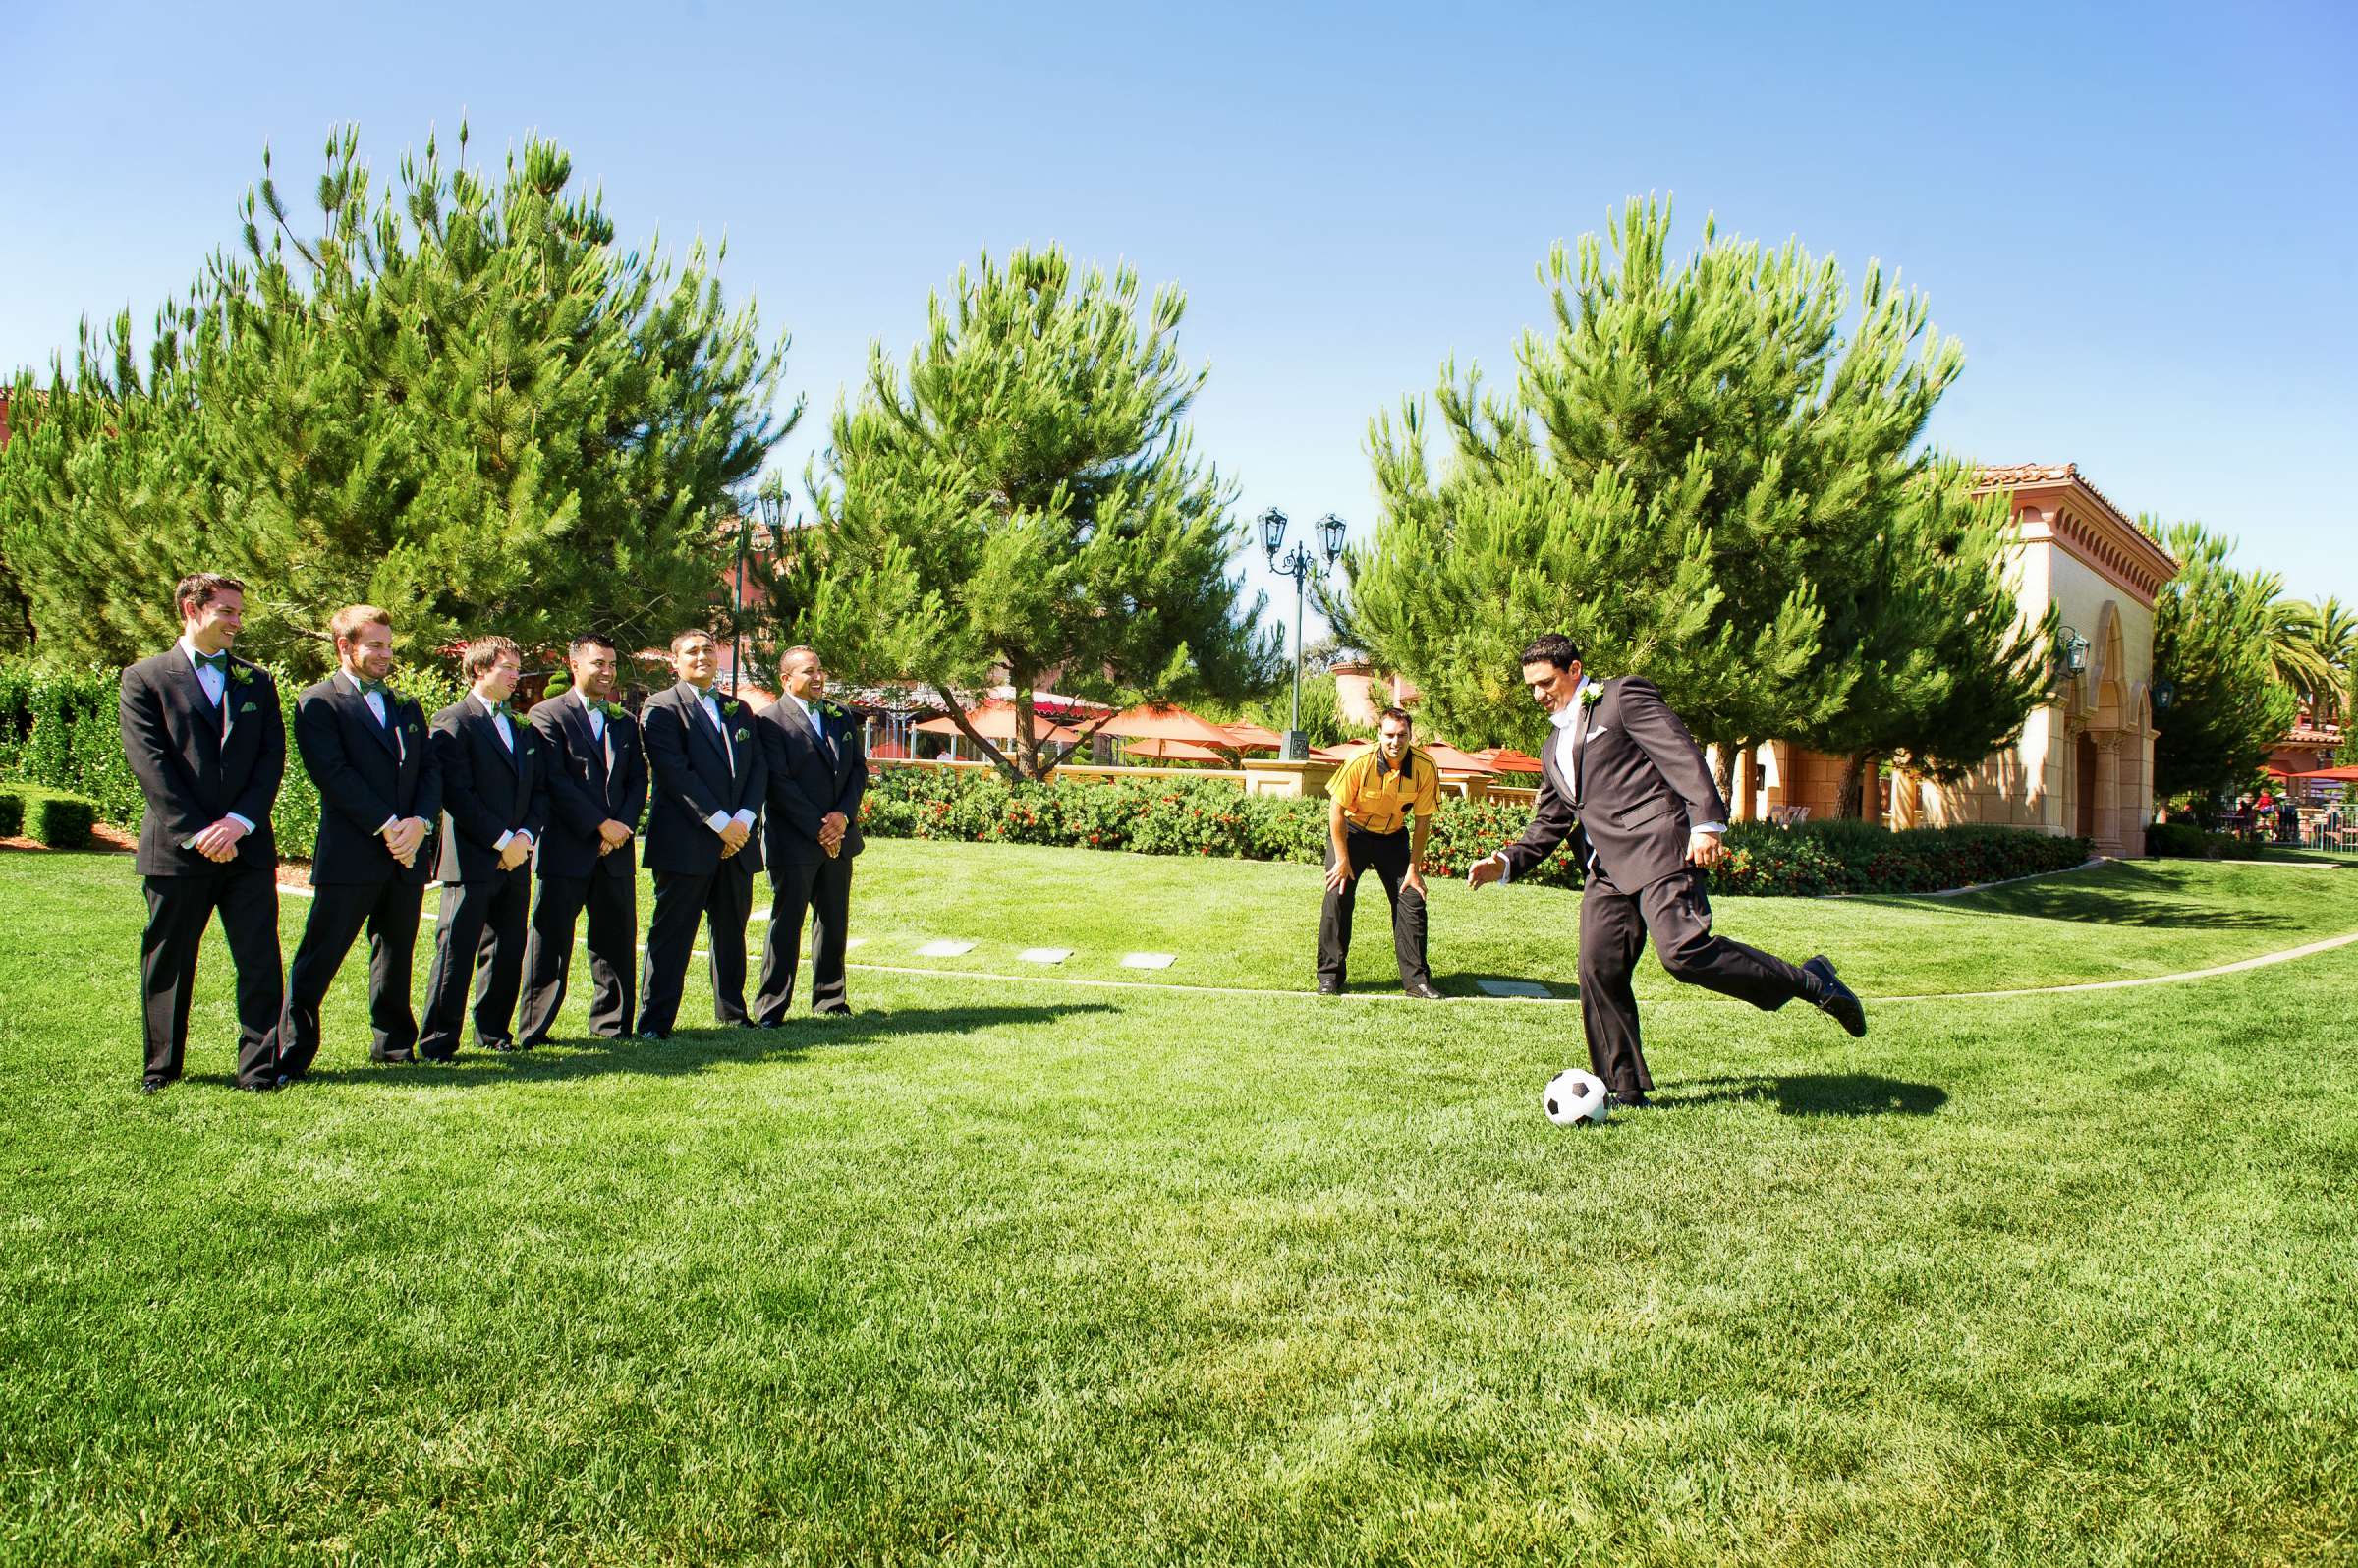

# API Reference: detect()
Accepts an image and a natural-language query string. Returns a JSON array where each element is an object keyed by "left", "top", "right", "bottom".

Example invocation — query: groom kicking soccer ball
[{"left": 1467, "top": 633, "right": 1866, "bottom": 1108}]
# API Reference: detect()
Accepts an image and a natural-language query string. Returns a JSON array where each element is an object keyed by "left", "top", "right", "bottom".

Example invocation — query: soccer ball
[{"left": 1543, "top": 1068, "right": 1610, "bottom": 1126}]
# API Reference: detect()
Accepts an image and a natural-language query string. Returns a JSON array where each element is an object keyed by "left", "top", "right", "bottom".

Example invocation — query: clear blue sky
[{"left": 7, "top": 0, "right": 2353, "bottom": 645}]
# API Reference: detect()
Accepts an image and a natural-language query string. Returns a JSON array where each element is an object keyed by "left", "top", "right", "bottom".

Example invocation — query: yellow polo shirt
[{"left": 1330, "top": 746, "right": 1439, "bottom": 835}]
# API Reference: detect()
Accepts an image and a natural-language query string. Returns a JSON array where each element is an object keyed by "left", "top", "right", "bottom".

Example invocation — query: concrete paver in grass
[
  {"left": 1474, "top": 978, "right": 1553, "bottom": 998},
  {"left": 1017, "top": 947, "right": 1073, "bottom": 965},
  {"left": 916, "top": 939, "right": 977, "bottom": 958},
  {"left": 1120, "top": 952, "right": 1176, "bottom": 970}
]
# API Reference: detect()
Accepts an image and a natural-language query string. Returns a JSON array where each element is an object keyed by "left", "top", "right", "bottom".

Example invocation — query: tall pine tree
[
  {"left": 2147, "top": 519, "right": 2298, "bottom": 815},
  {"left": 792, "top": 247, "right": 1276, "bottom": 779},
  {"left": 1338, "top": 198, "right": 2035, "bottom": 789},
  {"left": 0, "top": 123, "right": 792, "bottom": 674}
]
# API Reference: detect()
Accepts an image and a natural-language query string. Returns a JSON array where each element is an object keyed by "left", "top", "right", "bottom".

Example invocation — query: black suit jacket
[
  {"left": 295, "top": 673, "right": 440, "bottom": 886},
  {"left": 757, "top": 696, "right": 868, "bottom": 868},
  {"left": 1499, "top": 676, "right": 1727, "bottom": 892},
  {"left": 529, "top": 691, "right": 647, "bottom": 882},
  {"left": 429, "top": 695, "right": 548, "bottom": 884},
  {"left": 119, "top": 647, "right": 284, "bottom": 876},
  {"left": 641, "top": 683, "right": 767, "bottom": 876}
]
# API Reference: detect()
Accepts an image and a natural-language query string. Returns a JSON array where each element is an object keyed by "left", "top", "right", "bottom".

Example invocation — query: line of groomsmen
[{"left": 122, "top": 574, "right": 868, "bottom": 1095}]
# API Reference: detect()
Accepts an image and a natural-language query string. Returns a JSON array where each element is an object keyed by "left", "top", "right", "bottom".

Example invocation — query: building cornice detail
[{"left": 1975, "top": 463, "right": 2179, "bottom": 608}]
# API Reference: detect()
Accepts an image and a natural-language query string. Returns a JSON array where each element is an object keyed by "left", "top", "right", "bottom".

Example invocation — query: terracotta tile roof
[{"left": 1975, "top": 462, "right": 2140, "bottom": 532}]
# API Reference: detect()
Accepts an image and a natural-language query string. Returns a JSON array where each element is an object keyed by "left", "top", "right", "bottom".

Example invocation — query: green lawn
[{"left": 3, "top": 843, "right": 2354, "bottom": 1565}]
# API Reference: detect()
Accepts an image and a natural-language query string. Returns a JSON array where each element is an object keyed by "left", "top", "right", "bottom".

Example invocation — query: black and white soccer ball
[{"left": 1543, "top": 1068, "right": 1610, "bottom": 1126}]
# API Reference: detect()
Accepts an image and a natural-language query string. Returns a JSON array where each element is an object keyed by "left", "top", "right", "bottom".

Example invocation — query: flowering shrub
[{"left": 858, "top": 765, "right": 2091, "bottom": 895}]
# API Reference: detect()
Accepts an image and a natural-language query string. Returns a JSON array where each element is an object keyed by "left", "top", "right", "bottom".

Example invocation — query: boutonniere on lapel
[
  {"left": 600, "top": 700, "right": 629, "bottom": 721},
  {"left": 733, "top": 725, "right": 751, "bottom": 744},
  {"left": 230, "top": 665, "right": 256, "bottom": 687},
  {"left": 1581, "top": 685, "right": 1604, "bottom": 711}
]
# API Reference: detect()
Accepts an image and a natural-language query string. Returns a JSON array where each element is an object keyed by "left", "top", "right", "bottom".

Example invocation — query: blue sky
[{"left": 7, "top": 0, "right": 2353, "bottom": 643}]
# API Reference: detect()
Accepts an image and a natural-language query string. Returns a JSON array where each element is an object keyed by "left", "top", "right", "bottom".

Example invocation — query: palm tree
[
  {"left": 2261, "top": 591, "right": 2340, "bottom": 714},
  {"left": 2312, "top": 595, "right": 2357, "bottom": 724}
]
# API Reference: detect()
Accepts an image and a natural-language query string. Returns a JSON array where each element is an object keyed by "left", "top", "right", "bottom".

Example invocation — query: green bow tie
[
  {"left": 356, "top": 678, "right": 390, "bottom": 698},
  {"left": 193, "top": 650, "right": 229, "bottom": 675}
]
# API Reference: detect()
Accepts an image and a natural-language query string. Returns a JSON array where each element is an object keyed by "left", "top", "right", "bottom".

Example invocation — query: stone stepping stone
[
  {"left": 1017, "top": 947, "right": 1073, "bottom": 965},
  {"left": 915, "top": 939, "right": 977, "bottom": 958},
  {"left": 1474, "top": 978, "right": 1553, "bottom": 998},
  {"left": 1120, "top": 952, "right": 1176, "bottom": 970}
]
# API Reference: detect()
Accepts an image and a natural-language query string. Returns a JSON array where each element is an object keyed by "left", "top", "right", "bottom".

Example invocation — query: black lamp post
[
  {"left": 739, "top": 480, "right": 787, "bottom": 695},
  {"left": 1262, "top": 506, "right": 1346, "bottom": 761}
]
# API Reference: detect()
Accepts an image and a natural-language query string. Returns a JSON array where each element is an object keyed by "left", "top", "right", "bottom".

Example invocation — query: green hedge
[
  {"left": 0, "top": 788, "right": 22, "bottom": 837},
  {"left": 2145, "top": 821, "right": 2246, "bottom": 860},
  {"left": 22, "top": 787, "right": 96, "bottom": 848},
  {"left": 0, "top": 658, "right": 465, "bottom": 855},
  {"left": 858, "top": 766, "right": 2093, "bottom": 896}
]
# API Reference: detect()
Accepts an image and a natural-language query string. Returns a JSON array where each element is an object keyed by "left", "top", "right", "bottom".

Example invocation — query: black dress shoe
[
  {"left": 814, "top": 1005, "right": 852, "bottom": 1019},
  {"left": 1610, "top": 1090, "right": 1651, "bottom": 1110},
  {"left": 139, "top": 1077, "right": 167, "bottom": 1096},
  {"left": 236, "top": 1077, "right": 280, "bottom": 1093},
  {"left": 1403, "top": 981, "right": 1446, "bottom": 1000},
  {"left": 484, "top": 1038, "right": 519, "bottom": 1053},
  {"left": 636, "top": 1029, "right": 668, "bottom": 1042},
  {"left": 372, "top": 1051, "right": 416, "bottom": 1065},
  {"left": 1802, "top": 955, "right": 1867, "bottom": 1038},
  {"left": 1316, "top": 980, "right": 1343, "bottom": 996}
]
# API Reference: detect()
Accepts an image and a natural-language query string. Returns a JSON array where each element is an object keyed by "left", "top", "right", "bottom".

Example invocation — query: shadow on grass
[
  {"left": 1441, "top": 972, "right": 1581, "bottom": 1002},
  {"left": 293, "top": 1002, "right": 1117, "bottom": 1088},
  {"left": 1668, "top": 1072, "right": 1947, "bottom": 1118},
  {"left": 1855, "top": 859, "right": 2294, "bottom": 930}
]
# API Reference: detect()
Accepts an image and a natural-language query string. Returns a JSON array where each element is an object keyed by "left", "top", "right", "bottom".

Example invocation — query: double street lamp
[
  {"left": 735, "top": 480, "right": 788, "bottom": 696},
  {"left": 1261, "top": 506, "right": 1347, "bottom": 762}
]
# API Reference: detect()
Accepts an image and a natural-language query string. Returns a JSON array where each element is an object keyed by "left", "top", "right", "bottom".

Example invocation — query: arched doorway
[{"left": 2076, "top": 731, "right": 2098, "bottom": 839}]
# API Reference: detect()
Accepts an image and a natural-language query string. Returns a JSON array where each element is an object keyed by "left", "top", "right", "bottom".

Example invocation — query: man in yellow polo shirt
[{"left": 1319, "top": 705, "right": 1445, "bottom": 998}]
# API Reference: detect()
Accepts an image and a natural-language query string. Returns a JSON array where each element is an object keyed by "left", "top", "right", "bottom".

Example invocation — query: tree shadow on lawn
[
  {"left": 1665, "top": 1072, "right": 1947, "bottom": 1118},
  {"left": 293, "top": 1002, "right": 1117, "bottom": 1088},
  {"left": 1853, "top": 860, "right": 2294, "bottom": 930}
]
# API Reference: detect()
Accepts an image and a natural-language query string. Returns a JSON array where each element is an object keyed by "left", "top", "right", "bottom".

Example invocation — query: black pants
[
  {"left": 757, "top": 853, "right": 855, "bottom": 1020},
  {"left": 518, "top": 869, "right": 638, "bottom": 1044},
  {"left": 1317, "top": 826, "right": 1431, "bottom": 990},
  {"left": 279, "top": 877, "right": 425, "bottom": 1074},
  {"left": 1578, "top": 868, "right": 1815, "bottom": 1096},
  {"left": 418, "top": 870, "right": 532, "bottom": 1058},
  {"left": 639, "top": 863, "right": 754, "bottom": 1036},
  {"left": 140, "top": 866, "right": 282, "bottom": 1088}
]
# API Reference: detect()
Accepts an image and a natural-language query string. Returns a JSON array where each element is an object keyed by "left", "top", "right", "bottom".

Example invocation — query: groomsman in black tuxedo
[
  {"left": 754, "top": 645, "right": 868, "bottom": 1022},
  {"left": 518, "top": 633, "right": 647, "bottom": 1045},
  {"left": 637, "top": 629, "right": 766, "bottom": 1038},
  {"left": 418, "top": 636, "right": 545, "bottom": 1059},
  {"left": 278, "top": 605, "right": 441, "bottom": 1078},
  {"left": 118, "top": 572, "right": 287, "bottom": 1093}
]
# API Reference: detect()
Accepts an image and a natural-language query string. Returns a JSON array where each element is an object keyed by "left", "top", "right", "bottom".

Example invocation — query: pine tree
[
  {"left": 792, "top": 247, "right": 1276, "bottom": 779},
  {"left": 0, "top": 123, "right": 792, "bottom": 674},
  {"left": 1338, "top": 198, "right": 2010, "bottom": 783},
  {"left": 2146, "top": 519, "right": 2298, "bottom": 815}
]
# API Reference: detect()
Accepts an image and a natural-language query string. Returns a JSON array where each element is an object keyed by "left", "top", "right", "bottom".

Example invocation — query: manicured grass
[{"left": 2, "top": 845, "right": 2353, "bottom": 1564}]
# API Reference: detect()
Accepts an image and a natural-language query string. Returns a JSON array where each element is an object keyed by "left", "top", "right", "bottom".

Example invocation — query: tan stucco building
[{"left": 1747, "top": 463, "right": 2178, "bottom": 857}]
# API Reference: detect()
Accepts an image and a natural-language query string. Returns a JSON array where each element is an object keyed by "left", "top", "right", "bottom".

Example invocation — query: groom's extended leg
[
  {"left": 1639, "top": 869, "right": 1814, "bottom": 1009},
  {"left": 1577, "top": 876, "right": 1653, "bottom": 1096}
]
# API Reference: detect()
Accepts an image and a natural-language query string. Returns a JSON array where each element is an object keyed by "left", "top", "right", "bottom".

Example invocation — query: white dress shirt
[
  {"left": 579, "top": 689, "right": 605, "bottom": 746},
  {"left": 177, "top": 638, "right": 253, "bottom": 836},
  {"left": 474, "top": 691, "right": 530, "bottom": 853},
  {"left": 1485, "top": 677, "right": 1718, "bottom": 885},
  {"left": 693, "top": 687, "right": 757, "bottom": 836},
  {"left": 338, "top": 668, "right": 404, "bottom": 834}
]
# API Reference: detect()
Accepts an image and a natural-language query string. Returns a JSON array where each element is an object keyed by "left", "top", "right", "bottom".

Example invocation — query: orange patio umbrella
[
  {"left": 1122, "top": 737, "right": 1234, "bottom": 762},
  {"left": 1221, "top": 720, "right": 1285, "bottom": 752},
  {"left": 1097, "top": 702, "right": 1242, "bottom": 748},
  {"left": 1472, "top": 746, "right": 1544, "bottom": 775},
  {"left": 912, "top": 700, "right": 1080, "bottom": 746}
]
